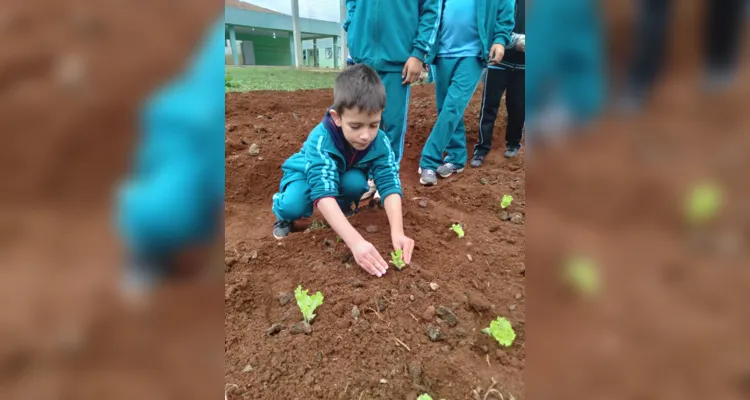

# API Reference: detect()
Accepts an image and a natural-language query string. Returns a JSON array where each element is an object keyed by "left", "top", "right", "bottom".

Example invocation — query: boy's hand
[
  {"left": 402, "top": 56, "right": 423, "bottom": 85},
  {"left": 489, "top": 44, "right": 506, "bottom": 64},
  {"left": 351, "top": 239, "right": 389, "bottom": 277},
  {"left": 392, "top": 234, "right": 415, "bottom": 264}
]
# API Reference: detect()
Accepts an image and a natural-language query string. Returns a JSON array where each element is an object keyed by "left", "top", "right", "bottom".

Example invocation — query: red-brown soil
[{"left": 225, "top": 84, "right": 526, "bottom": 399}]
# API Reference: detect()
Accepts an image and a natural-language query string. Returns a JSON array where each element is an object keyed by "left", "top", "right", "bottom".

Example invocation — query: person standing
[{"left": 471, "top": 0, "right": 525, "bottom": 166}]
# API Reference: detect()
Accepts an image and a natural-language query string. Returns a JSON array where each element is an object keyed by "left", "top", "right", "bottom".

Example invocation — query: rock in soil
[
  {"left": 278, "top": 292, "right": 293, "bottom": 306},
  {"left": 365, "top": 225, "right": 379, "bottom": 233},
  {"left": 290, "top": 321, "right": 312, "bottom": 335},
  {"left": 436, "top": 306, "right": 458, "bottom": 327},
  {"left": 352, "top": 293, "right": 367, "bottom": 305},
  {"left": 242, "top": 364, "right": 253, "bottom": 373},
  {"left": 409, "top": 295, "right": 415, "bottom": 301},
  {"left": 515, "top": 293, "right": 523, "bottom": 300},
  {"left": 265, "top": 323, "right": 284, "bottom": 336},
  {"left": 350, "top": 279, "right": 364, "bottom": 288},
  {"left": 376, "top": 297, "right": 388, "bottom": 312},
  {"left": 351, "top": 305, "right": 360, "bottom": 319},
  {"left": 466, "top": 291, "right": 492, "bottom": 312},
  {"left": 418, "top": 199, "right": 428, "bottom": 208},
  {"left": 429, "top": 282, "right": 439, "bottom": 291},
  {"left": 422, "top": 305, "right": 436, "bottom": 321},
  {"left": 248, "top": 143, "right": 260, "bottom": 156},
  {"left": 466, "top": 254, "right": 473, "bottom": 262},
  {"left": 426, "top": 325, "right": 445, "bottom": 342},
  {"left": 500, "top": 211, "right": 511, "bottom": 221},
  {"left": 510, "top": 213, "right": 524, "bottom": 224},
  {"left": 455, "top": 327, "right": 467, "bottom": 337},
  {"left": 479, "top": 177, "right": 489, "bottom": 185}
]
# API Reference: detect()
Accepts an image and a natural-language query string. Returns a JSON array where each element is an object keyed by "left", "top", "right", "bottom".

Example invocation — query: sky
[{"left": 241, "top": 0, "right": 343, "bottom": 22}]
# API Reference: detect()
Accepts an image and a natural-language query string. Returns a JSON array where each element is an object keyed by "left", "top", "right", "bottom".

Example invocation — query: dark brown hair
[{"left": 333, "top": 64, "right": 386, "bottom": 116}]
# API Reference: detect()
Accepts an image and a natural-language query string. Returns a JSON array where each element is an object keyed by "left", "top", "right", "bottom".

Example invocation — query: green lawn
[{"left": 225, "top": 66, "right": 338, "bottom": 92}]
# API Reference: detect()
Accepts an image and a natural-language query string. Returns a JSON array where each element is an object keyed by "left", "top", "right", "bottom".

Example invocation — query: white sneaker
[{"left": 360, "top": 179, "right": 376, "bottom": 201}]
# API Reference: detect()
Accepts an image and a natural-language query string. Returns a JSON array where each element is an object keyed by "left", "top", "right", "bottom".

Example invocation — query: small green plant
[
  {"left": 564, "top": 255, "right": 600, "bottom": 296},
  {"left": 450, "top": 223, "right": 465, "bottom": 238},
  {"left": 390, "top": 249, "right": 406, "bottom": 270},
  {"left": 500, "top": 194, "right": 513, "bottom": 209},
  {"left": 225, "top": 75, "right": 240, "bottom": 88},
  {"left": 310, "top": 219, "right": 328, "bottom": 230},
  {"left": 417, "top": 394, "right": 434, "bottom": 400},
  {"left": 482, "top": 317, "right": 516, "bottom": 347},
  {"left": 294, "top": 285, "right": 324, "bottom": 323},
  {"left": 336, "top": 236, "right": 342, "bottom": 243},
  {"left": 685, "top": 183, "right": 723, "bottom": 225}
]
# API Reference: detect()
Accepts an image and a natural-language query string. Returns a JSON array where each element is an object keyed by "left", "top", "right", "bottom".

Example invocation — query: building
[{"left": 225, "top": 0, "right": 347, "bottom": 68}]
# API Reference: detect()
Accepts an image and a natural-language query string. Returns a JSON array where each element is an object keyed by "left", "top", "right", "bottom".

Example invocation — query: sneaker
[
  {"left": 273, "top": 220, "right": 294, "bottom": 239},
  {"left": 436, "top": 162, "right": 464, "bottom": 178},
  {"left": 504, "top": 145, "right": 520, "bottom": 158},
  {"left": 419, "top": 168, "right": 438, "bottom": 186},
  {"left": 470, "top": 155, "right": 485, "bottom": 168},
  {"left": 360, "top": 179, "right": 376, "bottom": 201}
]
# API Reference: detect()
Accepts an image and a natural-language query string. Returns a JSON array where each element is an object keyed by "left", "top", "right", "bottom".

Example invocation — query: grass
[{"left": 226, "top": 66, "right": 338, "bottom": 92}]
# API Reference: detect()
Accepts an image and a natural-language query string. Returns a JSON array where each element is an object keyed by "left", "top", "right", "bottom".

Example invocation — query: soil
[{"left": 225, "top": 85, "right": 526, "bottom": 399}]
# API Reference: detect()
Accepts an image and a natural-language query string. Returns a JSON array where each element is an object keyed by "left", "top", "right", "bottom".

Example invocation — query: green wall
[{"left": 233, "top": 33, "right": 291, "bottom": 66}]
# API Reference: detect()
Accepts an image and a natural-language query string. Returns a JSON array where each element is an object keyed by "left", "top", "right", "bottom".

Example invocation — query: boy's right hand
[{"left": 350, "top": 239, "right": 389, "bottom": 277}]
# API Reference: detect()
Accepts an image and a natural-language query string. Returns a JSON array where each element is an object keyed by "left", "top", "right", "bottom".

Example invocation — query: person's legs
[
  {"left": 504, "top": 68, "right": 526, "bottom": 156},
  {"left": 420, "top": 57, "right": 484, "bottom": 179},
  {"left": 272, "top": 179, "right": 314, "bottom": 222},
  {"left": 338, "top": 168, "right": 369, "bottom": 211},
  {"left": 704, "top": 0, "right": 744, "bottom": 90},
  {"left": 377, "top": 71, "right": 412, "bottom": 167},
  {"left": 474, "top": 67, "right": 510, "bottom": 158}
]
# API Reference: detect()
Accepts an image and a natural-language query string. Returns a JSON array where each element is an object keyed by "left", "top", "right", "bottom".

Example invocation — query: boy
[
  {"left": 272, "top": 65, "right": 415, "bottom": 278},
  {"left": 419, "top": 0, "right": 515, "bottom": 186},
  {"left": 471, "top": 0, "right": 525, "bottom": 166},
  {"left": 117, "top": 18, "right": 224, "bottom": 302},
  {"left": 344, "top": 0, "right": 440, "bottom": 198}
]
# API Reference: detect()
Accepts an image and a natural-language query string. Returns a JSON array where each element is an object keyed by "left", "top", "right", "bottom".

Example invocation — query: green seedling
[
  {"left": 390, "top": 249, "right": 406, "bottom": 270},
  {"left": 417, "top": 394, "right": 434, "bottom": 400},
  {"left": 564, "top": 255, "right": 600, "bottom": 297},
  {"left": 482, "top": 317, "right": 516, "bottom": 347},
  {"left": 336, "top": 236, "right": 342, "bottom": 243},
  {"left": 310, "top": 219, "right": 328, "bottom": 230},
  {"left": 294, "top": 285, "right": 324, "bottom": 323},
  {"left": 450, "top": 223, "right": 465, "bottom": 238},
  {"left": 685, "top": 183, "right": 723, "bottom": 225},
  {"left": 500, "top": 194, "right": 513, "bottom": 209}
]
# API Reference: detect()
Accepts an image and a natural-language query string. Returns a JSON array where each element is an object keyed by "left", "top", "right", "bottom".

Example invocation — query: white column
[
  {"left": 340, "top": 0, "right": 349, "bottom": 65},
  {"left": 291, "top": 0, "right": 303, "bottom": 68}
]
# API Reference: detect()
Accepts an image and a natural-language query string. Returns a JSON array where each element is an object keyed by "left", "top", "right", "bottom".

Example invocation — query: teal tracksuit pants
[
  {"left": 273, "top": 169, "right": 368, "bottom": 221},
  {"left": 378, "top": 72, "right": 411, "bottom": 169},
  {"left": 420, "top": 56, "right": 484, "bottom": 171}
]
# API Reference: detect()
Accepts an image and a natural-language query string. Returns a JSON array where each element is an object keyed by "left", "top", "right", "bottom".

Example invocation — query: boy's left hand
[{"left": 392, "top": 234, "right": 415, "bottom": 264}]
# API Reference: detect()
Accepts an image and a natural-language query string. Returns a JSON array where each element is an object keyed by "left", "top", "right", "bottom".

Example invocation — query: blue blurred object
[
  {"left": 526, "top": 0, "right": 606, "bottom": 136},
  {"left": 346, "top": 56, "right": 355, "bottom": 66},
  {"left": 116, "top": 17, "right": 224, "bottom": 286}
]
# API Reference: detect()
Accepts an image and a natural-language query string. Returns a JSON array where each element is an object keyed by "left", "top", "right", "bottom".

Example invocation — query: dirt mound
[{"left": 225, "top": 85, "right": 526, "bottom": 399}]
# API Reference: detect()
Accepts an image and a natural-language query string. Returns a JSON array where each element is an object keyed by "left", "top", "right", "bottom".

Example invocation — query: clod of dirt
[
  {"left": 242, "top": 364, "right": 253, "bottom": 373},
  {"left": 480, "top": 345, "right": 489, "bottom": 354},
  {"left": 352, "top": 293, "right": 367, "bottom": 305},
  {"left": 406, "top": 391, "right": 419, "bottom": 400},
  {"left": 467, "top": 254, "right": 473, "bottom": 262},
  {"left": 418, "top": 199, "right": 428, "bottom": 208},
  {"left": 436, "top": 306, "right": 458, "bottom": 327},
  {"left": 258, "top": 156, "right": 264, "bottom": 161},
  {"left": 479, "top": 177, "right": 489, "bottom": 185},
  {"left": 495, "top": 349, "right": 510, "bottom": 365},
  {"left": 266, "top": 323, "right": 284, "bottom": 336},
  {"left": 500, "top": 211, "right": 511, "bottom": 221},
  {"left": 380, "top": 379, "right": 388, "bottom": 384},
  {"left": 426, "top": 325, "right": 445, "bottom": 342},
  {"left": 515, "top": 293, "right": 523, "bottom": 300},
  {"left": 225, "top": 256, "right": 238, "bottom": 267},
  {"left": 489, "top": 225, "right": 501, "bottom": 232},
  {"left": 466, "top": 291, "right": 492, "bottom": 313},
  {"left": 248, "top": 143, "right": 260, "bottom": 156},
  {"left": 335, "top": 319, "right": 351, "bottom": 329},
  {"left": 290, "top": 321, "right": 312, "bottom": 335},
  {"left": 509, "top": 304, "right": 517, "bottom": 311},
  {"left": 376, "top": 297, "right": 388, "bottom": 312},
  {"left": 429, "top": 282, "right": 439, "bottom": 291},
  {"left": 409, "top": 295, "right": 415, "bottom": 301},
  {"left": 278, "top": 292, "right": 293, "bottom": 306},
  {"left": 441, "top": 345, "right": 451, "bottom": 353},
  {"left": 365, "top": 225, "right": 379, "bottom": 233},
  {"left": 351, "top": 305, "right": 360, "bottom": 319},
  {"left": 455, "top": 327, "right": 467, "bottom": 337},
  {"left": 510, "top": 213, "right": 524, "bottom": 224},
  {"left": 422, "top": 306, "right": 436, "bottom": 321},
  {"left": 350, "top": 279, "right": 364, "bottom": 288}
]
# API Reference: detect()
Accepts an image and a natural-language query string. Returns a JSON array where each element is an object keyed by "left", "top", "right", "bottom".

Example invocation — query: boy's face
[{"left": 331, "top": 108, "right": 382, "bottom": 150}]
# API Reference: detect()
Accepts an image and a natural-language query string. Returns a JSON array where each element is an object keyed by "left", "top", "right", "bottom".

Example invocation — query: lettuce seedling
[
  {"left": 482, "top": 317, "right": 516, "bottom": 347},
  {"left": 500, "top": 194, "right": 513, "bottom": 209},
  {"left": 450, "top": 223, "right": 465, "bottom": 238},
  {"left": 685, "top": 183, "right": 723, "bottom": 225},
  {"left": 294, "top": 285, "right": 324, "bottom": 323},
  {"left": 417, "top": 394, "right": 433, "bottom": 400},
  {"left": 390, "top": 249, "right": 406, "bottom": 270},
  {"left": 564, "top": 255, "right": 600, "bottom": 297}
]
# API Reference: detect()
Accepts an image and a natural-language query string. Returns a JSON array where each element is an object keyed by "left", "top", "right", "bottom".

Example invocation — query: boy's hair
[{"left": 333, "top": 64, "right": 386, "bottom": 116}]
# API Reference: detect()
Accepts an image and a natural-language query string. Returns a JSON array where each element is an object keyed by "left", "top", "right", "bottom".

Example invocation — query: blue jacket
[
  {"left": 431, "top": 0, "right": 515, "bottom": 63},
  {"left": 117, "top": 18, "right": 224, "bottom": 261},
  {"left": 344, "top": 0, "right": 441, "bottom": 71},
  {"left": 281, "top": 111, "right": 402, "bottom": 203}
]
